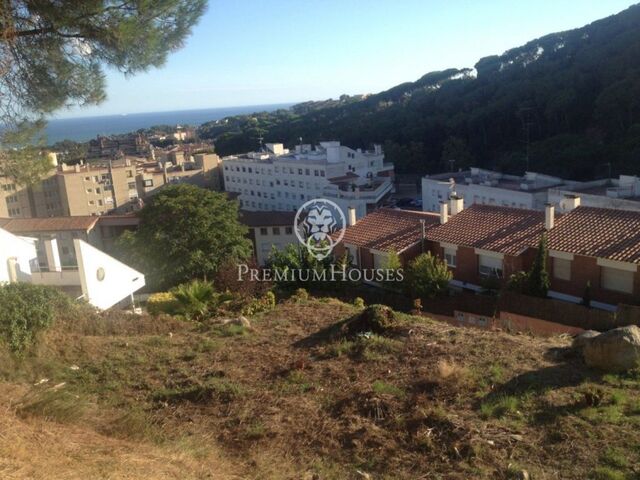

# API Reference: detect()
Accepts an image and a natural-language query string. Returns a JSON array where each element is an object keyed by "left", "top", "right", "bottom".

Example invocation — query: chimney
[
  {"left": 545, "top": 203, "right": 555, "bottom": 231},
  {"left": 562, "top": 194, "right": 581, "bottom": 212},
  {"left": 439, "top": 201, "right": 449, "bottom": 224},
  {"left": 449, "top": 195, "right": 464, "bottom": 216},
  {"left": 347, "top": 207, "right": 357, "bottom": 226}
]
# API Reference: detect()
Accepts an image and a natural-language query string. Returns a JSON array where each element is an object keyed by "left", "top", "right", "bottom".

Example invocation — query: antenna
[
  {"left": 257, "top": 134, "right": 264, "bottom": 150},
  {"left": 519, "top": 106, "right": 535, "bottom": 172},
  {"left": 448, "top": 158, "right": 455, "bottom": 172}
]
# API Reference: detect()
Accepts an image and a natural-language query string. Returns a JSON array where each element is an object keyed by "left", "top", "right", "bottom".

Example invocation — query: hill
[
  {"left": 199, "top": 4, "right": 640, "bottom": 180},
  {"left": 2, "top": 297, "right": 639, "bottom": 479}
]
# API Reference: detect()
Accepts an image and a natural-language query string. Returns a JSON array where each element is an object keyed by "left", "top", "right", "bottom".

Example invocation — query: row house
[{"left": 338, "top": 194, "right": 640, "bottom": 308}]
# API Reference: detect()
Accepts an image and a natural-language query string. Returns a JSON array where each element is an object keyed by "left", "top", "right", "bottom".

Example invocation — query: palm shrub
[
  {"left": 405, "top": 253, "right": 452, "bottom": 300},
  {"left": 171, "top": 280, "right": 216, "bottom": 321}
]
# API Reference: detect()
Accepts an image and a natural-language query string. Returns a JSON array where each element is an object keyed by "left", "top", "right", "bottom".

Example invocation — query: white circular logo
[{"left": 294, "top": 198, "right": 346, "bottom": 260}]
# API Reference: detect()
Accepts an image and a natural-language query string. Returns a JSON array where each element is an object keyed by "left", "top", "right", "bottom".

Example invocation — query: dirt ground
[{"left": 1, "top": 297, "right": 639, "bottom": 479}]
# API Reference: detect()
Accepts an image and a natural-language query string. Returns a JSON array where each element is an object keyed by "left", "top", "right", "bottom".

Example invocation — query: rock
[
  {"left": 222, "top": 316, "right": 251, "bottom": 328},
  {"left": 514, "top": 471, "right": 530, "bottom": 480},
  {"left": 572, "top": 330, "right": 600, "bottom": 351},
  {"left": 583, "top": 325, "right": 640, "bottom": 372}
]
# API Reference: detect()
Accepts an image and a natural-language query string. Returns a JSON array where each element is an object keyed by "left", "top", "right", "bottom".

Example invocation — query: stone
[
  {"left": 572, "top": 330, "right": 600, "bottom": 351},
  {"left": 222, "top": 316, "right": 251, "bottom": 328},
  {"left": 583, "top": 325, "right": 640, "bottom": 372}
]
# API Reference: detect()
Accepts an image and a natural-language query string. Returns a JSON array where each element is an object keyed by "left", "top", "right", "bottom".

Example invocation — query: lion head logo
[{"left": 295, "top": 199, "right": 346, "bottom": 260}]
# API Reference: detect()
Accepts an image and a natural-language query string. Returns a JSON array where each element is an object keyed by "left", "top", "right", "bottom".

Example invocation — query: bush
[
  {"left": 353, "top": 297, "right": 365, "bottom": 309},
  {"left": 405, "top": 253, "right": 452, "bottom": 300},
  {"left": 241, "top": 291, "right": 276, "bottom": 316},
  {"left": 341, "top": 304, "right": 398, "bottom": 337},
  {"left": 0, "top": 283, "right": 72, "bottom": 355},
  {"left": 171, "top": 280, "right": 216, "bottom": 321},
  {"left": 147, "top": 292, "right": 179, "bottom": 316},
  {"left": 292, "top": 288, "right": 309, "bottom": 302}
]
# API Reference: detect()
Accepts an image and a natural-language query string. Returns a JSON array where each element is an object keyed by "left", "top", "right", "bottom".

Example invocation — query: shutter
[
  {"left": 553, "top": 258, "right": 571, "bottom": 281},
  {"left": 602, "top": 267, "right": 634, "bottom": 294}
]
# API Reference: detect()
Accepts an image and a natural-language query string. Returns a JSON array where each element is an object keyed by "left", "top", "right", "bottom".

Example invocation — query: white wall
[
  {"left": 75, "top": 239, "right": 145, "bottom": 310},
  {"left": 0, "top": 228, "right": 37, "bottom": 283}
]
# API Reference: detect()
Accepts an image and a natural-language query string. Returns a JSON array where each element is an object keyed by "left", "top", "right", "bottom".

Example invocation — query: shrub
[
  {"left": 171, "top": 280, "right": 215, "bottom": 321},
  {"left": 405, "top": 253, "right": 452, "bottom": 300},
  {"left": 353, "top": 297, "right": 365, "bottom": 309},
  {"left": 0, "top": 283, "right": 72, "bottom": 355},
  {"left": 147, "top": 292, "right": 179, "bottom": 316},
  {"left": 341, "top": 304, "right": 398, "bottom": 337},
  {"left": 292, "top": 288, "right": 309, "bottom": 302},
  {"left": 241, "top": 291, "right": 276, "bottom": 316}
]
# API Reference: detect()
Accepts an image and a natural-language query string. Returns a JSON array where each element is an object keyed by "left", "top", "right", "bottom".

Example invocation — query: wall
[{"left": 0, "top": 228, "right": 37, "bottom": 283}]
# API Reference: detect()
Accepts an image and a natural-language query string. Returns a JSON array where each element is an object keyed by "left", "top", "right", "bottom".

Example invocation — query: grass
[
  {"left": 372, "top": 380, "right": 406, "bottom": 399},
  {"left": 324, "top": 334, "right": 403, "bottom": 361},
  {"left": 591, "top": 466, "right": 627, "bottom": 480},
  {"left": 151, "top": 378, "right": 244, "bottom": 404},
  {"left": 17, "top": 388, "right": 89, "bottom": 424},
  {"left": 479, "top": 395, "right": 521, "bottom": 419}
]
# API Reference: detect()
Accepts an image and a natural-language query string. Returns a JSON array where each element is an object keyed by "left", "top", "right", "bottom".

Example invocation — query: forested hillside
[{"left": 199, "top": 4, "right": 640, "bottom": 179}]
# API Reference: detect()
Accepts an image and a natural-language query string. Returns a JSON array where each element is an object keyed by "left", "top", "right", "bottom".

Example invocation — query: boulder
[
  {"left": 222, "top": 316, "right": 251, "bottom": 328},
  {"left": 583, "top": 325, "right": 640, "bottom": 372},
  {"left": 572, "top": 330, "right": 600, "bottom": 351}
]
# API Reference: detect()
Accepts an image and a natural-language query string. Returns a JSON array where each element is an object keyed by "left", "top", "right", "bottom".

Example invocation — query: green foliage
[
  {"left": 382, "top": 251, "right": 403, "bottom": 290},
  {"left": 146, "top": 292, "right": 179, "bottom": 316},
  {"left": 117, "top": 184, "right": 252, "bottom": 289},
  {"left": 241, "top": 291, "right": 276, "bottom": 316},
  {"left": 506, "top": 235, "right": 549, "bottom": 298},
  {"left": 292, "top": 288, "right": 309, "bottom": 302},
  {"left": 171, "top": 280, "right": 216, "bottom": 321},
  {"left": 583, "top": 281, "right": 593, "bottom": 308},
  {"left": 0, "top": 283, "right": 71, "bottom": 355},
  {"left": 199, "top": 6, "right": 640, "bottom": 179},
  {"left": 353, "top": 297, "right": 366, "bottom": 309},
  {"left": 0, "top": 0, "right": 206, "bottom": 143},
  {"left": 405, "top": 253, "right": 452, "bottom": 300},
  {"left": 527, "top": 234, "right": 550, "bottom": 298},
  {"left": 266, "top": 243, "right": 333, "bottom": 288}
]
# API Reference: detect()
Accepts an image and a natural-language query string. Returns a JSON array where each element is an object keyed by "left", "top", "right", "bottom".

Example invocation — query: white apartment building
[
  {"left": 222, "top": 141, "right": 394, "bottom": 219},
  {"left": 548, "top": 175, "right": 640, "bottom": 213},
  {"left": 422, "top": 168, "right": 578, "bottom": 213}
]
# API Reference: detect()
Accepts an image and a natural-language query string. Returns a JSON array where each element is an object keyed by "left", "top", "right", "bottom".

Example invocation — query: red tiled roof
[
  {"left": 547, "top": 206, "right": 640, "bottom": 264},
  {"left": 426, "top": 204, "right": 545, "bottom": 255},
  {"left": 340, "top": 208, "right": 440, "bottom": 253},
  {"left": 0, "top": 216, "right": 100, "bottom": 233},
  {"left": 239, "top": 210, "right": 297, "bottom": 227}
]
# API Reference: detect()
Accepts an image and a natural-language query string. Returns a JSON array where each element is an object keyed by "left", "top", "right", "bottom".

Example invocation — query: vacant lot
[{"left": 1, "top": 297, "right": 639, "bottom": 479}]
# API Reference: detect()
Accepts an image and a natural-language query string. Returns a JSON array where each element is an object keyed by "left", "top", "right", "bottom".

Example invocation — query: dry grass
[{"left": 0, "top": 297, "right": 639, "bottom": 479}]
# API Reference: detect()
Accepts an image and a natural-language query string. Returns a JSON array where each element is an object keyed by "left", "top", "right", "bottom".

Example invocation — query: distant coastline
[{"left": 45, "top": 103, "right": 294, "bottom": 145}]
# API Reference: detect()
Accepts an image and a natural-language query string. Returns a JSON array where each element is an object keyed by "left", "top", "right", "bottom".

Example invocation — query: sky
[{"left": 55, "top": 0, "right": 639, "bottom": 119}]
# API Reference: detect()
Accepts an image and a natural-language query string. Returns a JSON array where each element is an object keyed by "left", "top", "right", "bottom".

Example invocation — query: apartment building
[
  {"left": 88, "top": 133, "right": 151, "bottom": 158},
  {"left": 222, "top": 141, "right": 394, "bottom": 219},
  {"left": 0, "top": 152, "right": 222, "bottom": 218},
  {"left": 423, "top": 167, "right": 640, "bottom": 214},
  {"left": 240, "top": 210, "right": 298, "bottom": 265},
  {"left": 422, "top": 168, "right": 575, "bottom": 213}
]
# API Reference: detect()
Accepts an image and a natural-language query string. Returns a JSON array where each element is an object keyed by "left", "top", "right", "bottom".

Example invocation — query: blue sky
[{"left": 56, "top": 0, "right": 639, "bottom": 119}]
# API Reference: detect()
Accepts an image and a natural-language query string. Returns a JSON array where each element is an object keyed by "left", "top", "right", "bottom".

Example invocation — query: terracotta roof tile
[
  {"left": 0, "top": 216, "right": 99, "bottom": 233},
  {"left": 547, "top": 206, "right": 640, "bottom": 263},
  {"left": 340, "top": 208, "right": 440, "bottom": 253},
  {"left": 426, "top": 204, "right": 545, "bottom": 255}
]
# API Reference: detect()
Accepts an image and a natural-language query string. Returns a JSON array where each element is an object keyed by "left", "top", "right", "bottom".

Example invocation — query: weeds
[
  {"left": 479, "top": 395, "right": 520, "bottom": 419},
  {"left": 372, "top": 380, "right": 405, "bottom": 399}
]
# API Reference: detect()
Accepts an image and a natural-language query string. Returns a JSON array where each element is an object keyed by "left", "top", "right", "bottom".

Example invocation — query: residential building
[
  {"left": 0, "top": 225, "right": 144, "bottom": 310},
  {"left": 222, "top": 141, "right": 394, "bottom": 219},
  {"left": 425, "top": 201, "right": 545, "bottom": 292},
  {"left": 240, "top": 210, "right": 298, "bottom": 265},
  {"left": 548, "top": 175, "right": 640, "bottom": 213},
  {"left": 333, "top": 208, "right": 440, "bottom": 271},
  {"left": 0, "top": 152, "right": 222, "bottom": 218},
  {"left": 422, "top": 168, "right": 574, "bottom": 213},
  {"left": 88, "top": 133, "right": 151, "bottom": 158}
]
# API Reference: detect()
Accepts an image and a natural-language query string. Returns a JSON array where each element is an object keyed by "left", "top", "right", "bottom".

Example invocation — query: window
[
  {"left": 285, "top": 227, "right": 293, "bottom": 235},
  {"left": 479, "top": 255, "right": 503, "bottom": 278},
  {"left": 273, "top": 227, "right": 280, "bottom": 235},
  {"left": 128, "top": 182, "right": 136, "bottom": 189},
  {"left": 444, "top": 248, "right": 457, "bottom": 268},
  {"left": 601, "top": 266, "right": 634, "bottom": 294},
  {"left": 144, "top": 179, "right": 154, "bottom": 187},
  {"left": 298, "top": 168, "right": 303, "bottom": 175},
  {"left": 126, "top": 170, "right": 133, "bottom": 178},
  {"left": 553, "top": 258, "right": 571, "bottom": 281}
]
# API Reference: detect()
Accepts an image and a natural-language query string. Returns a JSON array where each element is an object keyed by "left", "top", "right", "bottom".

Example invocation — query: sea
[{"left": 45, "top": 103, "right": 294, "bottom": 145}]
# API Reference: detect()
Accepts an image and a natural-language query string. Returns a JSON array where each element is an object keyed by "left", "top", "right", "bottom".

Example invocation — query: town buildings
[
  {"left": 0, "top": 151, "right": 222, "bottom": 218},
  {"left": 222, "top": 141, "right": 394, "bottom": 219},
  {"left": 339, "top": 193, "right": 640, "bottom": 309},
  {"left": 422, "top": 168, "right": 640, "bottom": 214},
  {"left": 240, "top": 210, "right": 298, "bottom": 266},
  {"left": 88, "top": 133, "right": 151, "bottom": 158}
]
